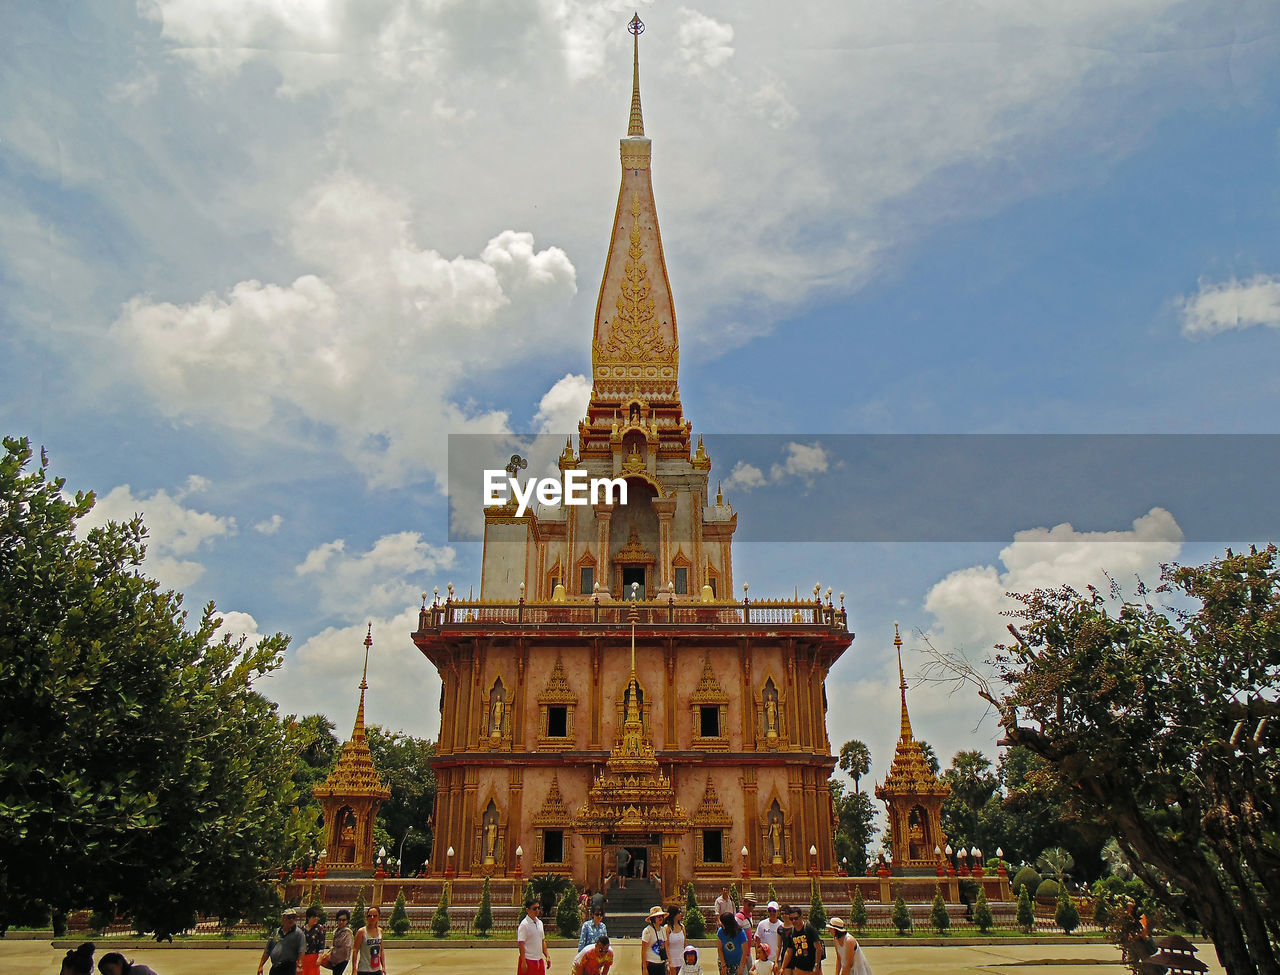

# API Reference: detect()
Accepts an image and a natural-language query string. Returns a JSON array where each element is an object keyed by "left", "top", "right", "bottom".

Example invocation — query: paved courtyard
[{"left": 9, "top": 938, "right": 1226, "bottom": 975}]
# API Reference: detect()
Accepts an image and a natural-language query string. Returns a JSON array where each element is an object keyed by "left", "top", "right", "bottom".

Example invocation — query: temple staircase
[{"left": 602, "top": 877, "right": 661, "bottom": 938}]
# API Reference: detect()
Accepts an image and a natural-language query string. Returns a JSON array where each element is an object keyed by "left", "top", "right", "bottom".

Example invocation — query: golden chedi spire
[
  {"left": 590, "top": 13, "right": 680, "bottom": 405},
  {"left": 876, "top": 624, "right": 948, "bottom": 798},
  {"left": 895, "top": 621, "right": 913, "bottom": 741},
  {"left": 315, "top": 624, "right": 391, "bottom": 802}
]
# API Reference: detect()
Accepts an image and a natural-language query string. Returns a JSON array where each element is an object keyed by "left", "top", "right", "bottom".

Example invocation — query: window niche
[
  {"left": 692, "top": 776, "right": 733, "bottom": 874},
  {"left": 689, "top": 656, "right": 730, "bottom": 750},
  {"left": 536, "top": 655, "right": 577, "bottom": 751}
]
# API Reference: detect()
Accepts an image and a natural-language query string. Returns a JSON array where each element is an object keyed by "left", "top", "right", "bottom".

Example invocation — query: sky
[{"left": 5, "top": 0, "right": 1280, "bottom": 808}]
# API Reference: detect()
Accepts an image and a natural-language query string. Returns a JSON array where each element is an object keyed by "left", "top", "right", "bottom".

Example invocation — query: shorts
[
  {"left": 520, "top": 961, "right": 547, "bottom": 975},
  {"left": 647, "top": 963, "right": 667, "bottom": 975}
]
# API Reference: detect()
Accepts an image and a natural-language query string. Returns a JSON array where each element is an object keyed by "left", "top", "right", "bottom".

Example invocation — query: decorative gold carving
[
  {"left": 614, "top": 526, "right": 656, "bottom": 565},
  {"left": 691, "top": 776, "right": 733, "bottom": 827},
  {"left": 690, "top": 656, "right": 730, "bottom": 706},
  {"left": 532, "top": 775, "right": 574, "bottom": 827},
  {"left": 536, "top": 656, "right": 578, "bottom": 750},
  {"left": 621, "top": 141, "right": 651, "bottom": 169},
  {"left": 690, "top": 656, "right": 730, "bottom": 750},
  {"left": 594, "top": 194, "right": 676, "bottom": 366}
]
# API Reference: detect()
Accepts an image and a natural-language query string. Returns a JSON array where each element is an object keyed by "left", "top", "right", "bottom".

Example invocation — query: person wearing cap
[
  {"left": 642, "top": 905, "right": 669, "bottom": 975},
  {"left": 570, "top": 935, "right": 614, "bottom": 975},
  {"left": 748, "top": 940, "right": 774, "bottom": 975},
  {"left": 825, "top": 918, "right": 870, "bottom": 975},
  {"left": 259, "top": 908, "right": 306, "bottom": 975},
  {"left": 518, "top": 899, "right": 551, "bottom": 975},
  {"left": 755, "top": 902, "right": 783, "bottom": 968}
]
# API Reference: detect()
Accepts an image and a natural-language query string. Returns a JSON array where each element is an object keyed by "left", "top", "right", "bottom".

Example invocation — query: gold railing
[{"left": 417, "top": 597, "right": 849, "bottom": 630}]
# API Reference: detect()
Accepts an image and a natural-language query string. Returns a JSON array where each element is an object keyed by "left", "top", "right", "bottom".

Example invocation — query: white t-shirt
[
  {"left": 642, "top": 922, "right": 665, "bottom": 964},
  {"left": 750, "top": 961, "right": 775, "bottom": 975},
  {"left": 755, "top": 918, "right": 783, "bottom": 963},
  {"left": 518, "top": 914, "right": 546, "bottom": 962},
  {"left": 831, "top": 934, "right": 858, "bottom": 974}
]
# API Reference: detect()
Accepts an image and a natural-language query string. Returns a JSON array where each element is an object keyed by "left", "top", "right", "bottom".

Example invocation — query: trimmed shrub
[
  {"left": 351, "top": 888, "right": 366, "bottom": 931},
  {"left": 309, "top": 887, "right": 327, "bottom": 925},
  {"left": 1016, "top": 885, "right": 1034, "bottom": 933},
  {"left": 767, "top": 883, "right": 779, "bottom": 905},
  {"left": 389, "top": 891, "right": 410, "bottom": 936},
  {"left": 1056, "top": 887, "right": 1080, "bottom": 935},
  {"left": 474, "top": 877, "right": 494, "bottom": 937},
  {"left": 1011, "top": 866, "right": 1041, "bottom": 897},
  {"left": 809, "top": 878, "right": 827, "bottom": 929},
  {"left": 430, "top": 882, "right": 451, "bottom": 938},
  {"left": 850, "top": 888, "right": 868, "bottom": 933},
  {"left": 929, "top": 887, "right": 950, "bottom": 934},
  {"left": 973, "top": 888, "right": 993, "bottom": 934},
  {"left": 729, "top": 883, "right": 741, "bottom": 910},
  {"left": 1036, "top": 879, "right": 1061, "bottom": 899},
  {"left": 891, "top": 893, "right": 913, "bottom": 935},
  {"left": 556, "top": 884, "right": 581, "bottom": 938},
  {"left": 88, "top": 908, "right": 114, "bottom": 935},
  {"left": 684, "top": 883, "right": 707, "bottom": 940}
]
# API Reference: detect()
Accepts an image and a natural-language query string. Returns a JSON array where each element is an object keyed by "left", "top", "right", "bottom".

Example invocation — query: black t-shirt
[
  {"left": 779, "top": 926, "right": 795, "bottom": 966},
  {"left": 789, "top": 923, "right": 822, "bottom": 971}
]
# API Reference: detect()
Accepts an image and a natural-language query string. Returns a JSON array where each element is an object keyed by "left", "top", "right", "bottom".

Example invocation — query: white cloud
[
  {"left": 1179, "top": 274, "right": 1280, "bottom": 337},
  {"left": 296, "top": 531, "right": 456, "bottom": 618},
  {"left": 79, "top": 481, "right": 238, "bottom": 591},
  {"left": 534, "top": 373, "right": 592, "bottom": 435},
  {"left": 255, "top": 514, "right": 284, "bottom": 535},
  {"left": 109, "top": 175, "right": 577, "bottom": 487},
  {"left": 216, "top": 609, "right": 264, "bottom": 648},
  {"left": 722, "top": 441, "right": 829, "bottom": 493},
  {"left": 675, "top": 9, "right": 734, "bottom": 73},
  {"left": 924, "top": 506, "right": 1183, "bottom": 655},
  {"left": 269, "top": 608, "right": 441, "bottom": 739}
]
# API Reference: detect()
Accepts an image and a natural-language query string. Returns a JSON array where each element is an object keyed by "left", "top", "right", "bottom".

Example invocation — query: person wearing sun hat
[
  {"left": 642, "top": 905, "right": 669, "bottom": 975},
  {"left": 826, "top": 918, "right": 871, "bottom": 975}
]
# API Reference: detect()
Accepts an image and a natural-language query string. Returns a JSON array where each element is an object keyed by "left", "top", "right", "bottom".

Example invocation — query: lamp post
[
  {"left": 971, "top": 847, "right": 984, "bottom": 879},
  {"left": 376, "top": 846, "right": 386, "bottom": 879},
  {"left": 944, "top": 844, "right": 956, "bottom": 878},
  {"left": 319, "top": 848, "right": 328, "bottom": 879},
  {"left": 841, "top": 856, "right": 849, "bottom": 877},
  {"left": 741, "top": 845, "right": 750, "bottom": 881},
  {"left": 934, "top": 845, "right": 945, "bottom": 877},
  {"left": 514, "top": 845, "right": 524, "bottom": 881},
  {"left": 445, "top": 845, "right": 456, "bottom": 880},
  {"left": 957, "top": 846, "right": 969, "bottom": 876}
]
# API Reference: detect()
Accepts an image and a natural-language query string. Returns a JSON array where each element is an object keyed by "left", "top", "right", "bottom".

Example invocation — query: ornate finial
[
  {"left": 716, "top": 480, "right": 723, "bottom": 505},
  {"left": 894, "top": 622, "right": 913, "bottom": 741},
  {"left": 627, "top": 13, "right": 645, "bottom": 136},
  {"left": 354, "top": 624, "right": 373, "bottom": 740}
]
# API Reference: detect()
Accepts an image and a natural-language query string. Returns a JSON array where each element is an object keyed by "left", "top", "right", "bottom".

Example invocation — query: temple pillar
[
  {"left": 652, "top": 497, "right": 676, "bottom": 586},
  {"left": 506, "top": 766, "right": 523, "bottom": 877},
  {"left": 744, "top": 766, "right": 760, "bottom": 875},
  {"left": 594, "top": 504, "right": 613, "bottom": 590}
]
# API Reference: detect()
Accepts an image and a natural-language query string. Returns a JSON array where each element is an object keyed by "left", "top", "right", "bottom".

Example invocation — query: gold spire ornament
[{"left": 628, "top": 13, "right": 645, "bottom": 136}]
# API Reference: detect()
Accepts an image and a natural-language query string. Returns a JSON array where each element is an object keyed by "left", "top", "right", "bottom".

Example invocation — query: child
[
  {"left": 680, "top": 945, "right": 703, "bottom": 975},
  {"left": 749, "top": 941, "right": 774, "bottom": 975}
]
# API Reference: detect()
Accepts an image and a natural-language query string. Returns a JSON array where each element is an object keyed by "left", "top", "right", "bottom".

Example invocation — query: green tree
[
  {"left": 0, "top": 437, "right": 306, "bottom": 938},
  {"left": 940, "top": 548, "right": 1280, "bottom": 974},
  {"left": 556, "top": 884, "right": 581, "bottom": 938},
  {"left": 849, "top": 887, "right": 867, "bottom": 933},
  {"left": 767, "top": 883, "right": 778, "bottom": 905},
  {"left": 939, "top": 750, "right": 999, "bottom": 852},
  {"left": 388, "top": 890, "right": 410, "bottom": 936},
  {"left": 1036, "top": 847, "right": 1075, "bottom": 884},
  {"left": 430, "top": 882, "right": 450, "bottom": 938},
  {"left": 366, "top": 728, "right": 437, "bottom": 869},
  {"left": 891, "top": 892, "right": 912, "bottom": 935},
  {"left": 684, "top": 883, "right": 706, "bottom": 940},
  {"left": 1010, "top": 866, "right": 1041, "bottom": 898},
  {"left": 351, "top": 888, "right": 366, "bottom": 931},
  {"left": 929, "top": 886, "right": 950, "bottom": 934},
  {"left": 1016, "top": 885, "right": 1034, "bottom": 933},
  {"left": 838, "top": 740, "right": 872, "bottom": 793},
  {"left": 474, "top": 877, "right": 493, "bottom": 937},
  {"left": 918, "top": 741, "right": 940, "bottom": 776},
  {"left": 729, "top": 883, "right": 740, "bottom": 909},
  {"left": 973, "top": 888, "right": 993, "bottom": 934},
  {"left": 829, "top": 780, "right": 876, "bottom": 873},
  {"left": 309, "top": 886, "right": 327, "bottom": 925},
  {"left": 1055, "top": 886, "right": 1080, "bottom": 935},
  {"left": 808, "top": 878, "right": 826, "bottom": 929}
]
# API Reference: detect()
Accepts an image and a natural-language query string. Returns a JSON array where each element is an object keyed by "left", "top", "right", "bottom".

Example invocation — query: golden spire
[
  {"left": 353, "top": 622, "right": 372, "bottom": 740},
  {"left": 895, "top": 621, "right": 913, "bottom": 741},
  {"left": 627, "top": 13, "right": 645, "bottom": 136}
]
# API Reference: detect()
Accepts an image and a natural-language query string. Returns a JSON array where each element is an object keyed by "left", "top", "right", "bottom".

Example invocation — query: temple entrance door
[
  {"left": 626, "top": 846, "right": 650, "bottom": 878},
  {"left": 622, "top": 566, "right": 646, "bottom": 597}
]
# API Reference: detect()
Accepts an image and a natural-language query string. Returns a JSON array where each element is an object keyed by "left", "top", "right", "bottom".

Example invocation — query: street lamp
[{"left": 741, "top": 845, "right": 750, "bottom": 881}]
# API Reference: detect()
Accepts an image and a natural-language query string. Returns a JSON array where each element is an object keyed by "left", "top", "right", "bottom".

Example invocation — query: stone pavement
[{"left": 8, "top": 938, "right": 1226, "bottom": 975}]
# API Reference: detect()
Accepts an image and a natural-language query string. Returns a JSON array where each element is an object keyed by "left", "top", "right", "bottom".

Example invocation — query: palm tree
[
  {"left": 839, "top": 740, "right": 872, "bottom": 793},
  {"left": 1036, "top": 847, "right": 1075, "bottom": 884}
]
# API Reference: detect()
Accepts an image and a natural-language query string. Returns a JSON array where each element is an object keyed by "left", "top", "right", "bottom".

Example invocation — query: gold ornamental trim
[
  {"left": 691, "top": 776, "right": 733, "bottom": 827},
  {"left": 593, "top": 194, "right": 676, "bottom": 367},
  {"left": 532, "top": 775, "right": 574, "bottom": 827}
]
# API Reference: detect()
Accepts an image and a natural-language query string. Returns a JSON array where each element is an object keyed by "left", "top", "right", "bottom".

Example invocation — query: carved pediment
[
  {"left": 538, "top": 656, "right": 576, "bottom": 705},
  {"left": 532, "top": 775, "right": 573, "bottom": 827},
  {"left": 691, "top": 776, "right": 733, "bottom": 827},
  {"left": 690, "top": 656, "right": 729, "bottom": 705}
]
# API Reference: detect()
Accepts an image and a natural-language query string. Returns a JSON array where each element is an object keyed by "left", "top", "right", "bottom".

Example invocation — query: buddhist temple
[
  {"left": 874, "top": 623, "right": 950, "bottom": 873},
  {"left": 315, "top": 625, "right": 392, "bottom": 875},
  {"left": 413, "top": 15, "right": 853, "bottom": 895}
]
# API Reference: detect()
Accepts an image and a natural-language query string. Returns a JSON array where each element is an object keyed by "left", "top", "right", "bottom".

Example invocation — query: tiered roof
[{"left": 315, "top": 625, "right": 391, "bottom": 802}]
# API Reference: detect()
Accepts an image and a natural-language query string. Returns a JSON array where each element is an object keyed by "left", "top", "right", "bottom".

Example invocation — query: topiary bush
[
  {"left": 1011, "top": 866, "right": 1042, "bottom": 897},
  {"left": 808, "top": 878, "right": 827, "bottom": 930},
  {"left": 891, "top": 892, "right": 912, "bottom": 935},
  {"left": 309, "top": 887, "right": 327, "bottom": 925},
  {"left": 1036, "top": 879, "right": 1061, "bottom": 900},
  {"left": 1016, "top": 885, "right": 1034, "bottom": 933},
  {"left": 556, "top": 884, "right": 581, "bottom": 938},
  {"left": 929, "top": 887, "right": 950, "bottom": 934},
  {"left": 474, "top": 877, "right": 493, "bottom": 937},
  {"left": 973, "top": 888, "right": 994, "bottom": 934},
  {"left": 684, "top": 883, "right": 706, "bottom": 940},
  {"left": 1055, "top": 887, "right": 1080, "bottom": 935},
  {"left": 430, "top": 882, "right": 450, "bottom": 938},
  {"left": 389, "top": 891, "right": 410, "bottom": 936},
  {"left": 767, "top": 883, "right": 779, "bottom": 905},
  {"left": 850, "top": 888, "right": 867, "bottom": 933}
]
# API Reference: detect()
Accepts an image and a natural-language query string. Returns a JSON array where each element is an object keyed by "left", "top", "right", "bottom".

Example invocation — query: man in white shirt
[
  {"left": 756, "top": 901, "right": 784, "bottom": 965},
  {"left": 518, "top": 899, "right": 551, "bottom": 975},
  {"left": 714, "top": 886, "right": 735, "bottom": 926}
]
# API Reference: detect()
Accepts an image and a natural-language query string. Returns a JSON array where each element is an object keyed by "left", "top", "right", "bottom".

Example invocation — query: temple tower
[
  {"left": 874, "top": 624, "right": 950, "bottom": 872},
  {"left": 416, "top": 16, "right": 853, "bottom": 897},
  {"left": 315, "top": 625, "right": 392, "bottom": 876}
]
